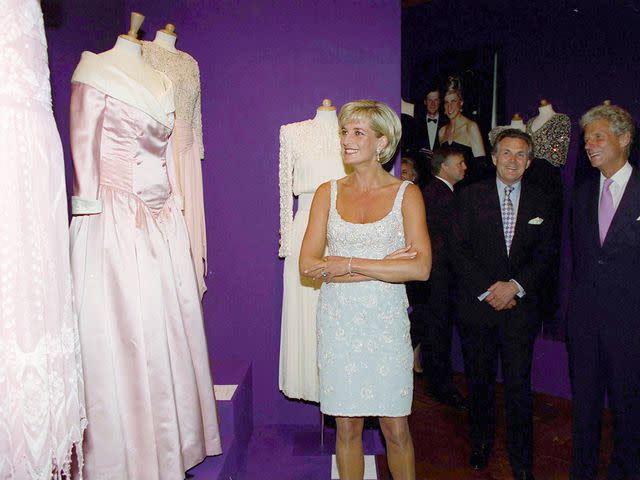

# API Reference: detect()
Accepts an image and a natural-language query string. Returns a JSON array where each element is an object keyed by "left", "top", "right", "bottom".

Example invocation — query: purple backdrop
[
  {"left": 48, "top": 0, "right": 621, "bottom": 427},
  {"left": 45, "top": 0, "right": 400, "bottom": 426},
  {"left": 45, "top": 0, "right": 124, "bottom": 197}
]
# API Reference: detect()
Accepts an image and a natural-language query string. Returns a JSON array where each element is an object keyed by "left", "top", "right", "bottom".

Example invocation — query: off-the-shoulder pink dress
[{"left": 69, "top": 53, "right": 221, "bottom": 480}]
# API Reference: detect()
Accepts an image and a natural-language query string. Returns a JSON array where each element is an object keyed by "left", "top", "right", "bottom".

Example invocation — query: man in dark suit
[
  {"left": 412, "top": 86, "right": 447, "bottom": 180},
  {"left": 450, "top": 129, "right": 559, "bottom": 479},
  {"left": 419, "top": 147, "right": 467, "bottom": 409},
  {"left": 568, "top": 104, "right": 640, "bottom": 480}
]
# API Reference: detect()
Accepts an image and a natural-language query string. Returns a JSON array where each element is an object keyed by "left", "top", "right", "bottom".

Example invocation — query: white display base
[
  {"left": 213, "top": 384, "right": 238, "bottom": 401},
  {"left": 331, "top": 454, "right": 377, "bottom": 479}
]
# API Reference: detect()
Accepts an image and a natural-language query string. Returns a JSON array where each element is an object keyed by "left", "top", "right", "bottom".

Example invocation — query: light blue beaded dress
[{"left": 317, "top": 180, "right": 413, "bottom": 416}]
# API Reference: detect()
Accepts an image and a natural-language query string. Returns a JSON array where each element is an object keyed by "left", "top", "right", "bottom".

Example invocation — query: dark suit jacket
[
  {"left": 406, "top": 177, "right": 456, "bottom": 305},
  {"left": 450, "top": 177, "right": 560, "bottom": 326},
  {"left": 568, "top": 166, "right": 640, "bottom": 329},
  {"left": 423, "top": 177, "right": 456, "bottom": 270}
]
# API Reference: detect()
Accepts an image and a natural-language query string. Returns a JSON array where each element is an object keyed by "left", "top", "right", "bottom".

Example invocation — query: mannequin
[
  {"left": 69, "top": 13, "right": 221, "bottom": 480},
  {"left": 525, "top": 99, "right": 571, "bottom": 167},
  {"left": 95, "top": 13, "right": 165, "bottom": 97},
  {"left": 278, "top": 99, "right": 347, "bottom": 402},
  {"left": 153, "top": 24, "right": 179, "bottom": 53},
  {"left": 529, "top": 99, "right": 556, "bottom": 132},
  {"left": 509, "top": 112, "right": 526, "bottom": 131},
  {"left": 488, "top": 113, "right": 526, "bottom": 146},
  {"left": 142, "top": 24, "right": 209, "bottom": 298}
]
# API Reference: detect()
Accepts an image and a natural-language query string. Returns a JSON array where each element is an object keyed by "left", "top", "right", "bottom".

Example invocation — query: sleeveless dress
[
  {"left": 316, "top": 180, "right": 413, "bottom": 416},
  {"left": 0, "top": 2, "right": 86, "bottom": 478}
]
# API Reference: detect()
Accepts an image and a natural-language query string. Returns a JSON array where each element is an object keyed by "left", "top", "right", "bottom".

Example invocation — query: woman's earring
[{"left": 376, "top": 149, "right": 382, "bottom": 163}]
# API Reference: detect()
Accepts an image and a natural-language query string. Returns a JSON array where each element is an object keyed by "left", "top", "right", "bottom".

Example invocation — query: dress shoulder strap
[
  {"left": 392, "top": 180, "right": 411, "bottom": 213},
  {"left": 330, "top": 180, "right": 338, "bottom": 211}
]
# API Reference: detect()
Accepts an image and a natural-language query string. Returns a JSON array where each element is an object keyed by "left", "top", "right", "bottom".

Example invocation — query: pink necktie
[{"left": 598, "top": 178, "right": 615, "bottom": 245}]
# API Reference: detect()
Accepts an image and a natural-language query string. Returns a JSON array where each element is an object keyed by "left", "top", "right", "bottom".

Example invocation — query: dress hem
[{"left": 319, "top": 409, "right": 411, "bottom": 418}]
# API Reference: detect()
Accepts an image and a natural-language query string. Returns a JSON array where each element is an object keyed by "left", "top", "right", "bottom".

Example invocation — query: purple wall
[
  {"left": 45, "top": 0, "right": 124, "bottom": 198},
  {"left": 118, "top": 0, "right": 401, "bottom": 425},
  {"left": 403, "top": 1, "right": 640, "bottom": 399}
]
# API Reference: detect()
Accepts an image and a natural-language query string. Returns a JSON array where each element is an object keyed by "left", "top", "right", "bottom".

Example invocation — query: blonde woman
[{"left": 300, "top": 100, "right": 431, "bottom": 479}]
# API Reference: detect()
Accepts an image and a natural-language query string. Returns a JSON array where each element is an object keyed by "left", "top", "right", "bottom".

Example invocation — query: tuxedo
[
  {"left": 415, "top": 113, "right": 446, "bottom": 153},
  {"left": 450, "top": 177, "right": 559, "bottom": 474},
  {"left": 418, "top": 177, "right": 458, "bottom": 393},
  {"left": 408, "top": 109, "right": 448, "bottom": 184},
  {"left": 567, "top": 166, "right": 640, "bottom": 479}
]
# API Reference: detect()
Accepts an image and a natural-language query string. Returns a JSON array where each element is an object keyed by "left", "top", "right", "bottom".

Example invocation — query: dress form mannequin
[
  {"left": 97, "top": 13, "right": 165, "bottom": 97},
  {"left": 488, "top": 113, "right": 526, "bottom": 146},
  {"left": 153, "top": 24, "right": 179, "bottom": 53},
  {"left": 509, "top": 113, "right": 526, "bottom": 131},
  {"left": 529, "top": 99, "right": 556, "bottom": 132},
  {"left": 278, "top": 99, "right": 346, "bottom": 402},
  {"left": 525, "top": 98, "right": 571, "bottom": 167},
  {"left": 142, "top": 25, "right": 209, "bottom": 298},
  {"left": 69, "top": 12, "right": 221, "bottom": 479}
]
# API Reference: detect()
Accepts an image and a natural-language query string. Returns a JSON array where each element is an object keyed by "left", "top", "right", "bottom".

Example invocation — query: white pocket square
[
  {"left": 636, "top": 215, "right": 640, "bottom": 221},
  {"left": 528, "top": 217, "right": 544, "bottom": 225}
]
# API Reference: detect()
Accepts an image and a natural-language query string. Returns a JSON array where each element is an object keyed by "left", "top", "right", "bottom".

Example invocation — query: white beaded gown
[
  {"left": 0, "top": 1, "right": 86, "bottom": 478},
  {"left": 278, "top": 111, "right": 346, "bottom": 402},
  {"left": 317, "top": 180, "right": 413, "bottom": 416}
]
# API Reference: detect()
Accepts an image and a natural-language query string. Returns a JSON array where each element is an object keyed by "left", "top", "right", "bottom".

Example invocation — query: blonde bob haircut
[{"left": 338, "top": 100, "right": 402, "bottom": 165}]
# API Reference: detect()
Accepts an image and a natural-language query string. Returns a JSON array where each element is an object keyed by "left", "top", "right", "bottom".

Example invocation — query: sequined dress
[
  {"left": 317, "top": 180, "right": 413, "bottom": 416},
  {"left": 278, "top": 114, "right": 346, "bottom": 402},
  {"left": 0, "top": 2, "right": 86, "bottom": 478},
  {"left": 526, "top": 113, "right": 571, "bottom": 167},
  {"left": 142, "top": 41, "right": 208, "bottom": 298}
]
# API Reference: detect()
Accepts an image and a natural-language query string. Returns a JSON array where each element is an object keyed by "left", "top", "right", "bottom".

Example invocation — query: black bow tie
[{"left": 427, "top": 118, "right": 437, "bottom": 123}]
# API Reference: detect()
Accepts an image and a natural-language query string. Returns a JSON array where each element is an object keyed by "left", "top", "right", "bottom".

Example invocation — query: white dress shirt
[
  {"left": 426, "top": 114, "right": 439, "bottom": 150},
  {"left": 435, "top": 175, "right": 454, "bottom": 192},
  {"left": 599, "top": 161, "right": 632, "bottom": 211}
]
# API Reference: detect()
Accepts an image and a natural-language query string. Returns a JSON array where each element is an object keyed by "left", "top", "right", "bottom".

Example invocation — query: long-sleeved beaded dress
[
  {"left": 142, "top": 41, "right": 208, "bottom": 298},
  {"left": 278, "top": 111, "right": 346, "bottom": 402}
]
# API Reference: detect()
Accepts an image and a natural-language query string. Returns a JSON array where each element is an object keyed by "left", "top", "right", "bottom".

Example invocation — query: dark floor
[{"left": 375, "top": 372, "right": 613, "bottom": 480}]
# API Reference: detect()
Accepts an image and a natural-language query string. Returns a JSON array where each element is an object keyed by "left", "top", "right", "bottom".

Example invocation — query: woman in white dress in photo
[{"left": 300, "top": 100, "right": 431, "bottom": 479}]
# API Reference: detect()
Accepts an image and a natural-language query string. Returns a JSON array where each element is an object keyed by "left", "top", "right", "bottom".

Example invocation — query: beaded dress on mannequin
[
  {"left": 0, "top": 1, "right": 86, "bottom": 478},
  {"left": 278, "top": 104, "right": 346, "bottom": 401},
  {"left": 142, "top": 32, "right": 208, "bottom": 298}
]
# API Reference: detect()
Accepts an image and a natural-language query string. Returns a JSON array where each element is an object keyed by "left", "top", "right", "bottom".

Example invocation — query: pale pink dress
[
  {"left": 142, "top": 42, "right": 208, "bottom": 299},
  {"left": 0, "top": 1, "right": 87, "bottom": 478},
  {"left": 69, "top": 52, "right": 221, "bottom": 480}
]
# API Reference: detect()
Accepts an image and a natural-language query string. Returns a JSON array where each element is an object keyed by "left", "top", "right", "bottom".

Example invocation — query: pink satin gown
[{"left": 69, "top": 79, "right": 221, "bottom": 479}]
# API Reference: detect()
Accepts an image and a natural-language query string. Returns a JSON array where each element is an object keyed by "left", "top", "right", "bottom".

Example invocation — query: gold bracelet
[{"left": 348, "top": 256, "right": 353, "bottom": 276}]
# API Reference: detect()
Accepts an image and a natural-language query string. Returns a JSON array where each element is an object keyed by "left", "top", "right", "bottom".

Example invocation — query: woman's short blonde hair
[{"left": 338, "top": 100, "right": 402, "bottom": 164}]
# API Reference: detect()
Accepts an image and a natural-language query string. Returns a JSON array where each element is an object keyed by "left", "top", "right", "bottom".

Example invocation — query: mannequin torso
[
  {"left": 153, "top": 30, "right": 179, "bottom": 53},
  {"left": 530, "top": 103, "right": 556, "bottom": 132},
  {"left": 98, "top": 37, "right": 166, "bottom": 97}
]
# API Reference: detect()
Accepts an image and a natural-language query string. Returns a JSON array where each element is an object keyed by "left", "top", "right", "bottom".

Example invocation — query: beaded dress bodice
[
  {"left": 526, "top": 113, "right": 571, "bottom": 167},
  {"left": 142, "top": 41, "right": 204, "bottom": 158}
]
